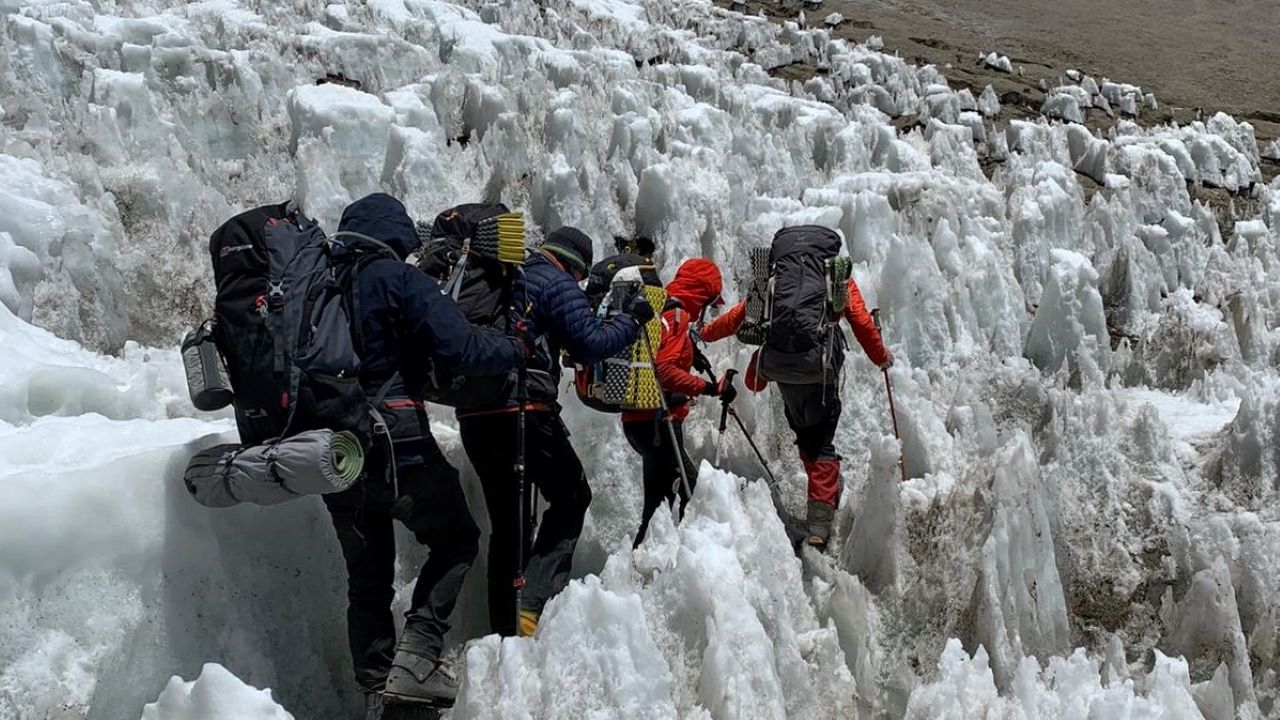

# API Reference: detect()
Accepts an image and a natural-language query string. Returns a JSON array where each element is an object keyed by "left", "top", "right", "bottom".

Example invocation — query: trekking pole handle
[
  {"left": 716, "top": 369, "right": 737, "bottom": 432},
  {"left": 722, "top": 368, "right": 738, "bottom": 391}
]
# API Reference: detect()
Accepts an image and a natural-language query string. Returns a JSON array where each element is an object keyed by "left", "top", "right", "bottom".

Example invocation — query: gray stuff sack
[{"left": 183, "top": 429, "right": 365, "bottom": 508}]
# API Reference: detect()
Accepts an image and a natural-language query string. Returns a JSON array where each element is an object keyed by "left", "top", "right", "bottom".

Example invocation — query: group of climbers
[
  {"left": 198, "top": 194, "right": 889, "bottom": 718},
  {"left": 611, "top": 241, "right": 891, "bottom": 549}
]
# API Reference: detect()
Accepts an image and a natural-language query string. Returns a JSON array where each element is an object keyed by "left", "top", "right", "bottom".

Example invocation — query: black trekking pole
[
  {"left": 870, "top": 309, "right": 907, "bottom": 483},
  {"left": 726, "top": 407, "right": 780, "bottom": 487},
  {"left": 700, "top": 359, "right": 776, "bottom": 487},
  {"left": 641, "top": 331, "right": 694, "bottom": 503},
  {"left": 512, "top": 320, "right": 530, "bottom": 636},
  {"left": 701, "top": 366, "right": 807, "bottom": 549},
  {"left": 713, "top": 369, "right": 739, "bottom": 466},
  {"left": 724, "top": 405, "right": 810, "bottom": 550}
]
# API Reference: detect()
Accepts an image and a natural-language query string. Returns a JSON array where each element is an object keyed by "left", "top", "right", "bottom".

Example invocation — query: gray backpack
[
  {"left": 280, "top": 228, "right": 402, "bottom": 439},
  {"left": 746, "top": 226, "right": 851, "bottom": 385}
]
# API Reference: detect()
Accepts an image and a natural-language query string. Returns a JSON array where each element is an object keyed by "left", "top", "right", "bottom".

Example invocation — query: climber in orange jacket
[
  {"left": 743, "top": 275, "right": 891, "bottom": 547},
  {"left": 622, "top": 258, "right": 742, "bottom": 546}
]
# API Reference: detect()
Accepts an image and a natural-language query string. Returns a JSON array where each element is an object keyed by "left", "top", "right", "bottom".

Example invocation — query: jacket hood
[
  {"left": 666, "top": 258, "right": 723, "bottom": 314},
  {"left": 337, "top": 193, "right": 420, "bottom": 260}
]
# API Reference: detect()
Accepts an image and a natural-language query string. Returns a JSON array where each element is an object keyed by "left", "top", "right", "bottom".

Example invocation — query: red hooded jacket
[{"left": 623, "top": 258, "right": 744, "bottom": 422}]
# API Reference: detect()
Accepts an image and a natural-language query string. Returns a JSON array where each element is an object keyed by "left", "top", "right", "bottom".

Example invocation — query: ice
[
  {"left": 460, "top": 466, "right": 854, "bottom": 719},
  {"left": 141, "top": 664, "right": 294, "bottom": 720},
  {"left": 1042, "top": 86, "right": 1091, "bottom": 124},
  {"left": 971, "top": 434, "right": 1070, "bottom": 687},
  {"left": 1025, "top": 249, "right": 1108, "bottom": 374},
  {"left": 977, "top": 84, "right": 1001, "bottom": 117},
  {"left": 905, "top": 640, "right": 1208, "bottom": 718},
  {"left": 841, "top": 434, "right": 902, "bottom": 593},
  {"left": 1119, "top": 388, "right": 1240, "bottom": 447},
  {"left": 3, "top": 0, "right": 1280, "bottom": 717},
  {"left": 982, "top": 52, "right": 1013, "bottom": 73},
  {"left": 456, "top": 577, "right": 677, "bottom": 720}
]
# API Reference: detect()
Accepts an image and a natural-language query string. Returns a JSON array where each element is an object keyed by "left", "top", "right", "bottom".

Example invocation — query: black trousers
[
  {"left": 622, "top": 418, "right": 696, "bottom": 547},
  {"left": 777, "top": 382, "right": 842, "bottom": 460},
  {"left": 459, "top": 410, "right": 592, "bottom": 636},
  {"left": 323, "top": 436, "right": 479, "bottom": 693}
]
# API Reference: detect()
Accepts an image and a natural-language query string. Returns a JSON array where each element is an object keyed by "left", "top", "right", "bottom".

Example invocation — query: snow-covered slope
[{"left": 2, "top": 0, "right": 1279, "bottom": 718}]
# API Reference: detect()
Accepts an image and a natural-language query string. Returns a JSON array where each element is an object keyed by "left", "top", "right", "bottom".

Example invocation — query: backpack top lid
[
  {"left": 208, "top": 202, "right": 287, "bottom": 256},
  {"left": 209, "top": 201, "right": 308, "bottom": 281},
  {"left": 586, "top": 253, "right": 662, "bottom": 306},
  {"left": 769, "top": 224, "right": 842, "bottom": 262},
  {"left": 430, "top": 203, "right": 510, "bottom": 243}
]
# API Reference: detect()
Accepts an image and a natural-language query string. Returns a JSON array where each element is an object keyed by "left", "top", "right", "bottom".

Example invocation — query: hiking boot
[
  {"left": 383, "top": 651, "right": 458, "bottom": 708},
  {"left": 363, "top": 691, "right": 384, "bottom": 720},
  {"left": 805, "top": 500, "right": 835, "bottom": 549},
  {"left": 518, "top": 608, "right": 541, "bottom": 638}
]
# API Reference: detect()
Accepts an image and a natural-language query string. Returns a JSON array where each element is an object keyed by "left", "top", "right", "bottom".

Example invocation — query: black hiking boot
[
  {"left": 383, "top": 651, "right": 458, "bottom": 709},
  {"left": 363, "top": 691, "right": 385, "bottom": 720},
  {"left": 805, "top": 500, "right": 835, "bottom": 549}
]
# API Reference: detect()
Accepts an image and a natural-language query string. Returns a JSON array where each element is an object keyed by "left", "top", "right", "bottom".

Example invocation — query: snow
[
  {"left": 905, "top": 640, "right": 1210, "bottom": 719},
  {"left": 1120, "top": 388, "right": 1240, "bottom": 446},
  {"left": 459, "top": 465, "right": 855, "bottom": 719},
  {"left": 1, "top": 0, "right": 1279, "bottom": 718},
  {"left": 141, "top": 664, "right": 294, "bottom": 720}
]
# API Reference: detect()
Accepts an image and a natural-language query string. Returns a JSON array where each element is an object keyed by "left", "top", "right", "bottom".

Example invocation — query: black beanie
[{"left": 543, "top": 227, "right": 594, "bottom": 276}]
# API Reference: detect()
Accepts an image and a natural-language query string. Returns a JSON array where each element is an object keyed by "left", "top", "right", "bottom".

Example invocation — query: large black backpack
[
  {"left": 415, "top": 203, "right": 533, "bottom": 409},
  {"left": 210, "top": 202, "right": 394, "bottom": 445},
  {"left": 754, "top": 225, "right": 851, "bottom": 385},
  {"left": 584, "top": 253, "right": 662, "bottom": 307}
]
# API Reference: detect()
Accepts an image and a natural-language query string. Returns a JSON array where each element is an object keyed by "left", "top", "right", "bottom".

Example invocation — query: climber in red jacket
[
  {"left": 622, "top": 258, "right": 742, "bottom": 546},
  {"left": 744, "top": 275, "right": 891, "bottom": 548}
]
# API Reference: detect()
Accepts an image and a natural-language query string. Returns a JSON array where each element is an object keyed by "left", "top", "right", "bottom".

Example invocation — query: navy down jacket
[
  {"left": 336, "top": 193, "right": 525, "bottom": 401},
  {"left": 497, "top": 249, "right": 640, "bottom": 407}
]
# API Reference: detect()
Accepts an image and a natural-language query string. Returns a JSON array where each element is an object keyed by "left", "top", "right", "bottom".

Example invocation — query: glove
[
  {"left": 511, "top": 334, "right": 535, "bottom": 362},
  {"left": 878, "top": 350, "right": 894, "bottom": 370},
  {"left": 703, "top": 372, "right": 738, "bottom": 404},
  {"left": 624, "top": 292, "right": 656, "bottom": 324}
]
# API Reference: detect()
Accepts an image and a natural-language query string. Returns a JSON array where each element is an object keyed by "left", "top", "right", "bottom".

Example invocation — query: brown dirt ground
[{"left": 716, "top": 0, "right": 1280, "bottom": 183}]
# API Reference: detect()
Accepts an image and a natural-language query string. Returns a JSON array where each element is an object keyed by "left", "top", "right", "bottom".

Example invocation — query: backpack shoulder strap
[
  {"left": 329, "top": 230, "right": 400, "bottom": 261},
  {"left": 342, "top": 253, "right": 387, "bottom": 358},
  {"left": 372, "top": 371, "right": 403, "bottom": 407}
]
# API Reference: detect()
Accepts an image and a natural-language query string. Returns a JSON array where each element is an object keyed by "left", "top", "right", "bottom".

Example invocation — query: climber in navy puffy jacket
[{"left": 457, "top": 226, "right": 651, "bottom": 638}]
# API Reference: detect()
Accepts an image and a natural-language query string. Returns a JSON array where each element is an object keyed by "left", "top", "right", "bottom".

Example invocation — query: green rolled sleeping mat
[{"left": 183, "top": 429, "right": 365, "bottom": 508}]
